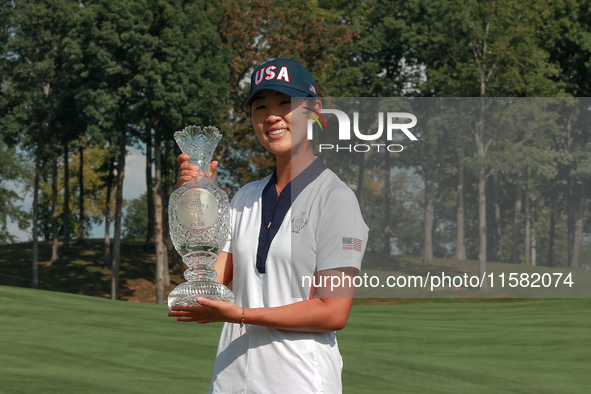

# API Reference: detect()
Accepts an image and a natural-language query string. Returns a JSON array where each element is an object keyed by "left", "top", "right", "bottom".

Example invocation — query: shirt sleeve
[{"left": 315, "top": 186, "right": 369, "bottom": 272}]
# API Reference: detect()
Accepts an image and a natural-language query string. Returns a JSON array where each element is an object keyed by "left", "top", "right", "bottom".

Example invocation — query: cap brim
[{"left": 241, "top": 85, "right": 314, "bottom": 109}]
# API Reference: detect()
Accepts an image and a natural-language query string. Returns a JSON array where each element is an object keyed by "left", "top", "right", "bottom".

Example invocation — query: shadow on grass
[
  {"left": 0, "top": 239, "right": 183, "bottom": 302},
  {"left": 4, "top": 241, "right": 585, "bottom": 304}
]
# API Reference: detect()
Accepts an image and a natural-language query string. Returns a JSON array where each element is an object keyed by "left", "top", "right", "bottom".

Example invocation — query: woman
[{"left": 169, "top": 58, "right": 368, "bottom": 394}]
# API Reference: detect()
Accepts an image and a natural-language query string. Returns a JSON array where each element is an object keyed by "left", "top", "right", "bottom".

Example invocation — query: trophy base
[{"left": 167, "top": 280, "right": 235, "bottom": 310}]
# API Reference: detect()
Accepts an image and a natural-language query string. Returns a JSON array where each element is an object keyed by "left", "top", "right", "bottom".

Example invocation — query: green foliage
[
  {"left": 1, "top": 0, "right": 80, "bottom": 150},
  {"left": 213, "top": 0, "right": 358, "bottom": 188},
  {"left": 123, "top": 192, "right": 148, "bottom": 240},
  {"left": 543, "top": 0, "right": 591, "bottom": 96},
  {"left": 396, "top": 0, "right": 565, "bottom": 97},
  {"left": 323, "top": 0, "right": 412, "bottom": 97},
  {"left": 1, "top": 0, "right": 590, "bottom": 272},
  {"left": 31, "top": 143, "right": 116, "bottom": 241},
  {"left": 0, "top": 142, "right": 30, "bottom": 244}
]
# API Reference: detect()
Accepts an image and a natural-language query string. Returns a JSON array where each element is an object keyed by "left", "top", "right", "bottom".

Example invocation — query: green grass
[
  {"left": 1, "top": 285, "right": 590, "bottom": 393},
  {"left": 0, "top": 285, "right": 219, "bottom": 393},
  {"left": 340, "top": 299, "right": 591, "bottom": 393}
]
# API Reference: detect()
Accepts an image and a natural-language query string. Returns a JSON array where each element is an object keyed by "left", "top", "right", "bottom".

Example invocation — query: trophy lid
[{"left": 174, "top": 125, "right": 222, "bottom": 163}]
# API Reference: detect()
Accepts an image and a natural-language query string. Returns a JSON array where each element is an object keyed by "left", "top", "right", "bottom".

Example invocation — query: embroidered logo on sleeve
[
  {"left": 291, "top": 212, "right": 308, "bottom": 233},
  {"left": 342, "top": 237, "right": 362, "bottom": 252}
]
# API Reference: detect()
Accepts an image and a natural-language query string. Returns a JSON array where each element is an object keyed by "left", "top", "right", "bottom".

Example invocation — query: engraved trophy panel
[
  {"left": 177, "top": 189, "right": 219, "bottom": 230},
  {"left": 167, "top": 125, "right": 234, "bottom": 310}
]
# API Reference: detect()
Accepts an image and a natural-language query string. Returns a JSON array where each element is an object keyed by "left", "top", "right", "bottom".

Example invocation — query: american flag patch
[{"left": 342, "top": 237, "right": 362, "bottom": 252}]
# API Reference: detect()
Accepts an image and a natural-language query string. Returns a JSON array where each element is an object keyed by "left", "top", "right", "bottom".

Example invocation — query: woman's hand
[
  {"left": 168, "top": 268, "right": 357, "bottom": 332},
  {"left": 168, "top": 298, "right": 242, "bottom": 324},
  {"left": 176, "top": 154, "right": 219, "bottom": 188}
]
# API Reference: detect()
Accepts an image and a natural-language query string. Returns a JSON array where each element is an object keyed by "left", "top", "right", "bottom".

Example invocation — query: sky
[{"left": 7, "top": 146, "right": 147, "bottom": 243}]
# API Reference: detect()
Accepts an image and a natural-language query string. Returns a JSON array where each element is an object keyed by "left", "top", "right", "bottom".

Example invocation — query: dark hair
[{"left": 315, "top": 82, "right": 324, "bottom": 98}]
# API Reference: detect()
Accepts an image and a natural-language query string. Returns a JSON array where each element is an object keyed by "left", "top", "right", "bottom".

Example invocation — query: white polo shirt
[{"left": 209, "top": 158, "right": 368, "bottom": 394}]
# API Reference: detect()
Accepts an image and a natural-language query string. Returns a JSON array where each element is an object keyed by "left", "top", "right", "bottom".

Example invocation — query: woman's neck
[{"left": 274, "top": 150, "right": 316, "bottom": 194}]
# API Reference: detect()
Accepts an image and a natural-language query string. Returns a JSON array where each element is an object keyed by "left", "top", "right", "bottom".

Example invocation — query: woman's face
[{"left": 250, "top": 89, "right": 318, "bottom": 160}]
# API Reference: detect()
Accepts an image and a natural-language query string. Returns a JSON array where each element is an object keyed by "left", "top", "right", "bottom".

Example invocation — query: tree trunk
[
  {"left": 50, "top": 143, "right": 59, "bottom": 265},
  {"left": 76, "top": 137, "right": 85, "bottom": 243},
  {"left": 104, "top": 158, "right": 114, "bottom": 268},
  {"left": 32, "top": 143, "right": 41, "bottom": 289},
  {"left": 170, "top": 144, "right": 182, "bottom": 272},
  {"left": 476, "top": 97, "right": 488, "bottom": 289},
  {"left": 153, "top": 134, "right": 166, "bottom": 304},
  {"left": 145, "top": 128, "right": 155, "bottom": 249},
  {"left": 524, "top": 182, "right": 530, "bottom": 265},
  {"left": 566, "top": 176, "right": 576, "bottom": 265},
  {"left": 478, "top": 166, "right": 487, "bottom": 287},
  {"left": 531, "top": 233, "right": 536, "bottom": 267},
  {"left": 162, "top": 187, "right": 171, "bottom": 288},
  {"left": 41, "top": 167, "right": 50, "bottom": 242},
  {"left": 62, "top": 140, "right": 70, "bottom": 254},
  {"left": 547, "top": 186, "right": 556, "bottom": 266},
  {"left": 383, "top": 148, "right": 391, "bottom": 254},
  {"left": 422, "top": 175, "right": 434, "bottom": 265},
  {"left": 565, "top": 110, "right": 575, "bottom": 264},
  {"left": 454, "top": 159, "right": 466, "bottom": 260},
  {"left": 162, "top": 139, "right": 172, "bottom": 287},
  {"left": 493, "top": 177, "right": 503, "bottom": 262},
  {"left": 111, "top": 133, "right": 126, "bottom": 300},
  {"left": 355, "top": 151, "right": 365, "bottom": 203},
  {"left": 569, "top": 179, "right": 588, "bottom": 268},
  {"left": 510, "top": 183, "right": 522, "bottom": 263},
  {"left": 172, "top": 249, "right": 181, "bottom": 271}
]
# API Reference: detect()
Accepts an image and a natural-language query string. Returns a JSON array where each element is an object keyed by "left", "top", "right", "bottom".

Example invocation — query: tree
[
  {"left": 102, "top": 148, "right": 115, "bottom": 268},
  {"left": 2, "top": 0, "right": 80, "bottom": 285},
  {"left": 34, "top": 142, "right": 116, "bottom": 241},
  {"left": 0, "top": 142, "right": 30, "bottom": 244},
  {"left": 143, "top": 130, "right": 154, "bottom": 249},
  {"left": 123, "top": 192, "right": 148, "bottom": 239},
  {"left": 400, "top": 0, "right": 565, "bottom": 282},
  {"left": 49, "top": 135, "right": 60, "bottom": 263},
  {"left": 543, "top": 0, "right": 591, "bottom": 268},
  {"left": 564, "top": 102, "right": 591, "bottom": 268},
  {"left": 128, "top": 0, "right": 231, "bottom": 304},
  {"left": 390, "top": 99, "right": 452, "bottom": 265},
  {"left": 0, "top": 4, "right": 30, "bottom": 244},
  {"left": 73, "top": 0, "right": 149, "bottom": 299}
]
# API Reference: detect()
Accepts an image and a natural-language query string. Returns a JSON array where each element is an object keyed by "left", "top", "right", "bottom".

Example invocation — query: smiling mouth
[{"left": 268, "top": 128, "right": 288, "bottom": 136}]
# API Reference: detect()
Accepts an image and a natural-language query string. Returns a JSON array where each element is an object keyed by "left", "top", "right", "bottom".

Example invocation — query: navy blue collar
[
  {"left": 255, "top": 157, "right": 327, "bottom": 273},
  {"left": 290, "top": 157, "right": 327, "bottom": 203}
]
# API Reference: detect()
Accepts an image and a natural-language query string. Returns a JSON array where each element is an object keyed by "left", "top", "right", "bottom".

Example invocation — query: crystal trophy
[{"left": 167, "top": 125, "right": 234, "bottom": 309}]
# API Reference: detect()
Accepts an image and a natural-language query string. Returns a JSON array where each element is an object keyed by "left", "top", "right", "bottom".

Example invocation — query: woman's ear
[{"left": 314, "top": 98, "right": 322, "bottom": 112}]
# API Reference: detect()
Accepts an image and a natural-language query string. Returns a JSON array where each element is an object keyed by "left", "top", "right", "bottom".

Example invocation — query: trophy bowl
[{"left": 167, "top": 125, "right": 234, "bottom": 309}]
